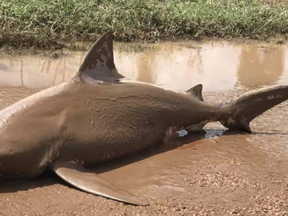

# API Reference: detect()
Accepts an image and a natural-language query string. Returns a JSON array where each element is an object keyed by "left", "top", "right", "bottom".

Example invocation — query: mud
[{"left": 1, "top": 42, "right": 288, "bottom": 215}]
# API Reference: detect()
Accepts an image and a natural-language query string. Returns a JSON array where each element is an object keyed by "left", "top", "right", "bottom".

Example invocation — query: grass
[{"left": 0, "top": 0, "right": 288, "bottom": 49}]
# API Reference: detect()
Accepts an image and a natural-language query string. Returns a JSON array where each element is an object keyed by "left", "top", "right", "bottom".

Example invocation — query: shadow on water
[
  {"left": 0, "top": 171, "right": 59, "bottom": 193},
  {"left": 93, "top": 129, "right": 288, "bottom": 174}
]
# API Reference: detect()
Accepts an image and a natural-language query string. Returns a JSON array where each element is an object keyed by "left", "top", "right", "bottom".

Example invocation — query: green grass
[{"left": 0, "top": 0, "right": 288, "bottom": 49}]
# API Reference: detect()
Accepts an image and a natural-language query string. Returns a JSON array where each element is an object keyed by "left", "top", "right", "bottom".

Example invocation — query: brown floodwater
[
  {"left": 0, "top": 42, "right": 288, "bottom": 215},
  {"left": 1, "top": 42, "right": 287, "bottom": 92}
]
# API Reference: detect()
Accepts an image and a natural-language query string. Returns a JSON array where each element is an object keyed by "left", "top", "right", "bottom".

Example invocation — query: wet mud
[{"left": 1, "top": 42, "right": 288, "bottom": 215}]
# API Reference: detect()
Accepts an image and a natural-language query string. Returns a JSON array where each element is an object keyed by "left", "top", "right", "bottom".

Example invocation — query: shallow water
[
  {"left": 0, "top": 42, "right": 288, "bottom": 215},
  {"left": 0, "top": 42, "right": 287, "bottom": 92}
]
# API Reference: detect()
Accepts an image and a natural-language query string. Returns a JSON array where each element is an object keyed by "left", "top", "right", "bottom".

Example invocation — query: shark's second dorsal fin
[
  {"left": 75, "top": 31, "right": 124, "bottom": 82},
  {"left": 186, "top": 84, "right": 204, "bottom": 101}
]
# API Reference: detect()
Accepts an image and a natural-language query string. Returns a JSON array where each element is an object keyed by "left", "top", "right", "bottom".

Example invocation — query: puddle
[
  {"left": 0, "top": 42, "right": 287, "bottom": 93},
  {"left": 1, "top": 42, "right": 288, "bottom": 211}
]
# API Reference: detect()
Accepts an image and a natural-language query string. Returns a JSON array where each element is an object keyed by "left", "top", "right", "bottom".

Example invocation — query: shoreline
[
  {"left": 0, "top": 36, "right": 287, "bottom": 56},
  {"left": 1, "top": 0, "right": 288, "bottom": 50}
]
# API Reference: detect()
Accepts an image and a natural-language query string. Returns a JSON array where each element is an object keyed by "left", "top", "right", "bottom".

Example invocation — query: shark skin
[{"left": 0, "top": 31, "right": 288, "bottom": 205}]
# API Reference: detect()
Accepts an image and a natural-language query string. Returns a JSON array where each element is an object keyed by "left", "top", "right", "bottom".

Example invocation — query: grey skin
[{"left": 1, "top": 31, "right": 288, "bottom": 205}]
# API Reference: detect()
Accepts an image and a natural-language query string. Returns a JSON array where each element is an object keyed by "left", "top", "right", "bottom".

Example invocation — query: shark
[{"left": 0, "top": 31, "right": 288, "bottom": 205}]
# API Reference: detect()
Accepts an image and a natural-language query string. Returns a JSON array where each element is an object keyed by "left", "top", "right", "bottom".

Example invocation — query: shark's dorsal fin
[
  {"left": 186, "top": 84, "right": 204, "bottom": 101},
  {"left": 75, "top": 31, "right": 124, "bottom": 82}
]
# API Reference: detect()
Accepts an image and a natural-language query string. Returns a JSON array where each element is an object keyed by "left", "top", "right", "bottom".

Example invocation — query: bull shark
[{"left": 0, "top": 31, "right": 288, "bottom": 205}]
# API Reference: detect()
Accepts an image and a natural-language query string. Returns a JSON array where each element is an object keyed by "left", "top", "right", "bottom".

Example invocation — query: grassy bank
[{"left": 1, "top": 0, "right": 288, "bottom": 49}]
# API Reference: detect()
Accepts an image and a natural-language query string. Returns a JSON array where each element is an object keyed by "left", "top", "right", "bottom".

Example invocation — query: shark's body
[
  {"left": 0, "top": 79, "right": 221, "bottom": 178},
  {"left": 1, "top": 32, "right": 288, "bottom": 205}
]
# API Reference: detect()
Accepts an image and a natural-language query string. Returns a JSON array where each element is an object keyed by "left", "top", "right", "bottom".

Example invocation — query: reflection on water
[
  {"left": 237, "top": 45, "right": 285, "bottom": 88},
  {"left": 0, "top": 42, "right": 287, "bottom": 92}
]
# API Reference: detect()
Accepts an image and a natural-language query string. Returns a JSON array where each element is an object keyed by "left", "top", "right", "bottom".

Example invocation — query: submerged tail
[{"left": 220, "top": 85, "right": 288, "bottom": 133}]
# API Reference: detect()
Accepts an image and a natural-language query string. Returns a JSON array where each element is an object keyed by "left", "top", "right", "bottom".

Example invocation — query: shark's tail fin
[{"left": 220, "top": 85, "right": 288, "bottom": 133}]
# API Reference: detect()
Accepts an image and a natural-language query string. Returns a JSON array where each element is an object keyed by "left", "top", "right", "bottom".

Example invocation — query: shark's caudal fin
[
  {"left": 74, "top": 31, "right": 124, "bottom": 82},
  {"left": 220, "top": 85, "right": 288, "bottom": 133}
]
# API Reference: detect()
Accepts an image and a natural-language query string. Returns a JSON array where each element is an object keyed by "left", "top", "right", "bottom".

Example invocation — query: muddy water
[
  {"left": 0, "top": 42, "right": 287, "bottom": 91},
  {"left": 1, "top": 42, "right": 288, "bottom": 215}
]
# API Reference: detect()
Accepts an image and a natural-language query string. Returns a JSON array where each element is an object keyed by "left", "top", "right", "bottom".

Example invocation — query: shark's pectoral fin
[
  {"left": 74, "top": 31, "right": 124, "bottom": 83},
  {"left": 186, "top": 84, "right": 204, "bottom": 101},
  {"left": 52, "top": 161, "right": 147, "bottom": 206}
]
